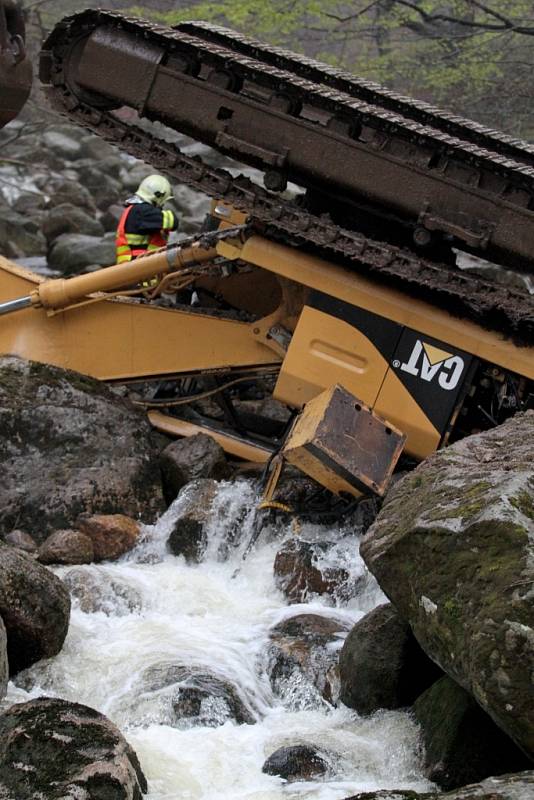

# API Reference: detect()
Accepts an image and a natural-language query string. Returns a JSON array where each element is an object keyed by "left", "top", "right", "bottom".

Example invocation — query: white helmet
[{"left": 135, "top": 174, "right": 173, "bottom": 207}]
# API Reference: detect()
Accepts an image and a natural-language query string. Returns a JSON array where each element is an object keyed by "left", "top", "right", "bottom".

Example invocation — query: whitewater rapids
[{"left": 6, "top": 481, "right": 434, "bottom": 799}]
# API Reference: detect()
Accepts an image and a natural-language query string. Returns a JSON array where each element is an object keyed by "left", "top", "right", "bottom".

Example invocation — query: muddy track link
[
  {"left": 178, "top": 20, "right": 534, "bottom": 169},
  {"left": 40, "top": 10, "right": 534, "bottom": 273},
  {"left": 39, "top": 11, "right": 534, "bottom": 343}
]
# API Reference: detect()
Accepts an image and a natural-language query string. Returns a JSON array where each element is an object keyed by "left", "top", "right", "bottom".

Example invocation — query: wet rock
[
  {"left": 262, "top": 744, "right": 329, "bottom": 782},
  {"left": 0, "top": 618, "right": 7, "bottom": 701},
  {"left": 266, "top": 613, "right": 350, "bottom": 707},
  {"left": 274, "top": 538, "right": 358, "bottom": 604},
  {"left": 0, "top": 697, "right": 147, "bottom": 799},
  {"left": 42, "top": 202, "right": 104, "bottom": 244},
  {"left": 235, "top": 397, "right": 292, "bottom": 437},
  {"left": 100, "top": 155, "right": 125, "bottom": 180},
  {"left": 3, "top": 530, "right": 37, "bottom": 553},
  {"left": 37, "top": 529, "right": 94, "bottom": 565},
  {"left": 167, "top": 479, "right": 218, "bottom": 562},
  {"left": 160, "top": 434, "right": 232, "bottom": 503},
  {"left": 101, "top": 202, "right": 125, "bottom": 231},
  {"left": 47, "top": 232, "right": 116, "bottom": 273},
  {"left": 413, "top": 676, "right": 531, "bottom": 791},
  {"left": 339, "top": 603, "right": 442, "bottom": 714},
  {"left": 361, "top": 412, "right": 534, "bottom": 759},
  {"left": 12, "top": 191, "right": 46, "bottom": 215},
  {"left": 272, "top": 473, "right": 324, "bottom": 509},
  {"left": 79, "top": 134, "right": 118, "bottom": 162},
  {"left": 346, "top": 772, "right": 534, "bottom": 800},
  {"left": 62, "top": 567, "right": 142, "bottom": 616},
  {"left": 74, "top": 162, "right": 122, "bottom": 210},
  {"left": 141, "top": 663, "right": 254, "bottom": 727},
  {"left": 0, "top": 544, "right": 70, "bottom": 675},
  {"left": 122, "top": 162, "right": 155, "bottom": 193},
  {"left": 0, "top": 207, "right": 46, "bottom": 258},
  {"left": 42, "top": 130, "right": 83, "bottom": 160},
  {"left": 0, "top": 356, "right": 164, "bottom": 542},
  {"left": 76, "top": 514, "right": 140, "bottom": 562},
  {"left": 46, "top": 178, "right": 96, "bottom": 212}
]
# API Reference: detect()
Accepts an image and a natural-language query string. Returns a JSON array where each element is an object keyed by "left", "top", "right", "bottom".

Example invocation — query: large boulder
[
  {"left": 0, "top": 207, "right": 46, "bottom": 258},
  {"left": 0, "top": 697, "right": 147, "bottom": 799},
  {"left": 0, "top": 545, "right": 70, "bottom": 675},
  {"left": 266, "top": 613, "right": 350, "bottom": 707},
  {"left": 45, "top": 178, "right": 96, "bottom": 212},
  {"left": 73, "top": 162, "right": 122, "bottom": 210},
  {"left": 339, "top": 603, "right": 442, "bottom": 714},
  {"left": 47, "top": 232, "right": 116, "bottom": 273},
  {"left": 42, "top": 130, "right": 83, "bottom": 161},
  {"left": 361, "top": 412, "right": 534, "bottom": 759},
  {"left": 3, "top": 530, "right": 37, "bottom": 553},
  {"left": 37, "top": 529, "right": 94, "bottom": 565},
  {"left": 167, "top": 479, "right": 218, "bottom": 562},
  {"left": 262, "top": 745, "right": 329, "bottom": 782},
  {"left": 413, "top": 676, "right": 531, "bottom": 791},
  {"left": 160, "top": 434, "right": 232, "bottom": 502},
  {"left": 274, "top": 537, "right": 362, "bottom": 604},
  {"left": 42, "top": 202, "right": 104, "bottom": 245},
  {"left": 131, "top": 662, "right": 254, "bottom": 728},
  {"left": 0, "top": 356, "right": 165, "bottom": 542},
  {"left": 62, "top": 567, "right": 142, "bottom": 616},
  {"left": 76, "top": 514, "right": 141, "bottom": 562}
]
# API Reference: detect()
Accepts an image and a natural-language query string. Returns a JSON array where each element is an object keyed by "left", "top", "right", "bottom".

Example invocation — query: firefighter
[{"left": 115, "top": 174, "right": 178, "bottom": 264}]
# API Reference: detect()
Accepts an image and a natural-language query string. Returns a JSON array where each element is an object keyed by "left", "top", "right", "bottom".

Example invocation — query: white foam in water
[{"left": 6, "top": 481, "right": 433, "bottom": 799}]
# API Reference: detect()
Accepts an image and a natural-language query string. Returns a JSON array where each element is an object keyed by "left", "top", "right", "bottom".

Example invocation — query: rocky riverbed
[
  {"left": 0, "top": 355, "right": 532, "bottom": 798},
  {"left": 0, "top": 117, "right": 216, "bottom": 273}
]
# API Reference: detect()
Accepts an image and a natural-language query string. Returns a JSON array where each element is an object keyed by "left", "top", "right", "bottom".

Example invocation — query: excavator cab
[{"left": 0, "top": 0, "right": 32, "bottom": 129}]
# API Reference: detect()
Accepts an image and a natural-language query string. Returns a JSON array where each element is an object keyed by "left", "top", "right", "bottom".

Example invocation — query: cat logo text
[{"left": 397, "top": 340, "right": 465, "bottom": 391}]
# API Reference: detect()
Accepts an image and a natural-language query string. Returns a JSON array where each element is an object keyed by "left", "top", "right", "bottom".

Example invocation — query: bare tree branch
[{"left": 393, "top": 0, "right": 534, "bottom": 36}]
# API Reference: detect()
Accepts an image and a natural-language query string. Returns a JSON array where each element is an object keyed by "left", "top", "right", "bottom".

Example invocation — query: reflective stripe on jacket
[{"left": 115, "top": 206, "right": 175, "bottom": 264}]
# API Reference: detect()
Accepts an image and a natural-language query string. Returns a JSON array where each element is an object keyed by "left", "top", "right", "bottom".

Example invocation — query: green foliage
[{"left": 127, "top": 0, "right": 534, "bottom": 138}]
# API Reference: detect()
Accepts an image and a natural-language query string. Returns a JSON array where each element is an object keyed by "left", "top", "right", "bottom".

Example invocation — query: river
[{"left": 6, "top": 481, "right": 434, "bottom": 799}]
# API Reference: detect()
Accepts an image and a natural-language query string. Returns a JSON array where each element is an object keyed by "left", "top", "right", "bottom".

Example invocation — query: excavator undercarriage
[{"left": 1, "top": 5, "right": 533, "bottom": 511}]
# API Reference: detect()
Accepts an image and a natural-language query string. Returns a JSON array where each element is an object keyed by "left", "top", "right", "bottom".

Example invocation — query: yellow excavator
[{"left": 1, "top": 5, "right": 533, "bottom": 510}]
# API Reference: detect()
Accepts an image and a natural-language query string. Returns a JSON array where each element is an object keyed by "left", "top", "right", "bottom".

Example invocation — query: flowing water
[{"left": 6, "top": 481, "right": 434, "bottom": 799}]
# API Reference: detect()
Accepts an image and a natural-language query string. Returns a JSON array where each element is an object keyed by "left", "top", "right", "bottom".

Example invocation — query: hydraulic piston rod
[
  {"left": 0, "top": 226, "right": 248, "bottom": 315},
  {"left": 0, "top": 295, "right": 32, "bottom": 316}
]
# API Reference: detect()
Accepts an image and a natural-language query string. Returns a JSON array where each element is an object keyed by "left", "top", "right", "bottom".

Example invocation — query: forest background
[{"left": 18, "top": 1, "right": 534, "bottom": 139}]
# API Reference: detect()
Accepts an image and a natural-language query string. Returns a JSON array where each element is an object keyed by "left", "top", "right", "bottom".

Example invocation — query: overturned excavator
[{"left": 1, "top": 6, "right": 533, "bottom": 510}]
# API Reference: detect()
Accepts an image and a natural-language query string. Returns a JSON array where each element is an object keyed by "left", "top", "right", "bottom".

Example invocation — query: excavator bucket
[
  {"left": 0, "top": 0, "right": 32, "bottom": 129},
  {"left": 282, "top": 385, "right": 406, "bottom": 498}
]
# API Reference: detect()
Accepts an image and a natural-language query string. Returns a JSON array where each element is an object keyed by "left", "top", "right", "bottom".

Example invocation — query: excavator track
[
  {"left": 39, "top": 10, "right": 534, "bottom": 343},
  {"left": 178, "top": 20, "right": 534, "bottom": 169},
  {"left": 39, "top": 10, "right": 534, "bottom": 273}
]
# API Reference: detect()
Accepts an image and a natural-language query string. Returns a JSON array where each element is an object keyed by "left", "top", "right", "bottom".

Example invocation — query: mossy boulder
[
  {"left": 0, "top": 356, "right": 165, "bottom": 543},
  {"left": 413, "top": 676, "right": 530, "bottom": 790},
  {"left": 339, "top": 603, "right": 442, "bottom": 714},
  {"left": 361, "top": 412, "right": 534, "bottom": 760},
  {"left": 0, "top": 697, "right": 147, "bottom": 799}
]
